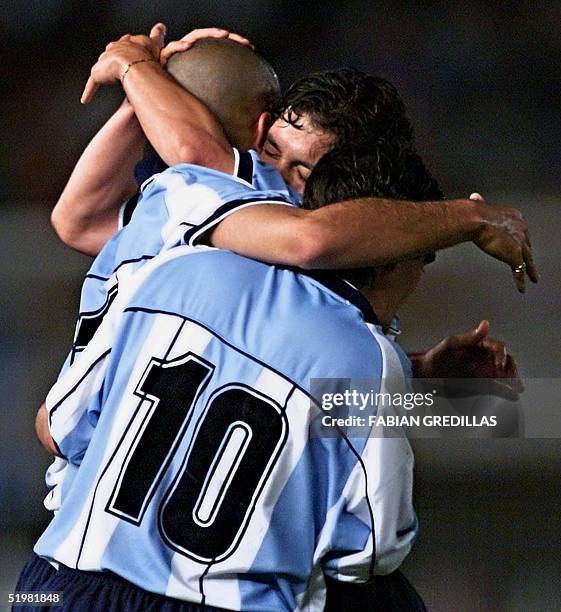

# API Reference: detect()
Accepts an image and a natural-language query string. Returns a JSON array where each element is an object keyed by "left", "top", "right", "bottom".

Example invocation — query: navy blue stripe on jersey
[
  {"left": 298, "top": 270, "right": 379, "bottom": 326},
  {"left": 121, "top": 193, "right": 140, "bottom": 227},
  {"left": 183, "top": 196, "right": 291, "bottom": 246},
  {"left": 84, "top": 255, "right": 156, "bottom": 282},
  {"left": 48, "top": 349, "right": 112, "bottom": 431},
  {"left": 72, "top": 286, "right": 119, "bottom": 361},
  {"left": 84, "top": 273, "right": 111, "bottom": 282},
  {"left": 134, "top": 150, "right": 168, "bottom": 187},
  {"left": 236, "top": 151, "right": 254, "bottom": 184}
]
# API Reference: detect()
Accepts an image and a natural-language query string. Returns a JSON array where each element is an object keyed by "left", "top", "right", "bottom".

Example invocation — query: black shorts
[
  {"left": 14, "top": 552, "right": 426, "bottom": 611},
  {"left": 12, "top": 552, "right": 226, "bottom": 612},
  {"left": 325, "top": 570, "right": 427, "bottom": 611}
]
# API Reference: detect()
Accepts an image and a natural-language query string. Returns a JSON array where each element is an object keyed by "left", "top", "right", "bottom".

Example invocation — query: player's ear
[{"left": 252, "top": 112, "right": 272, "bottom": 152}]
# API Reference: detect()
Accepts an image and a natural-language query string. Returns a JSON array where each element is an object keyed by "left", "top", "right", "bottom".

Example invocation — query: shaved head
[{"left": 166, "top": 39, "right": 280, "bottom": 150}]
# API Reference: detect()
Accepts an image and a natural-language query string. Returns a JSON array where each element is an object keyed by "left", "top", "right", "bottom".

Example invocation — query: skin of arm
[
  {"left": 209, "top": 196, "right": 536, "bottom": 292},
  {"left": 109, "top": 41, "right": 535, "bottom": 287},
  {"left": 73, "top": 33, "right": 537, "bottom": 288},
  {"left": 51, "top": 100, "right": 146, "bottom": 255},
  {"left": 53, "top": 28, "right": 238, "bottom": 255},
  {"left": 35, "top": 403, "right": 62, "bottom": 457},
  {"left": 81, "top": 32, "right": 235, "bottom": 173},
  {"left": 122, "top": 60, "right": 234, "bottom": 173}
]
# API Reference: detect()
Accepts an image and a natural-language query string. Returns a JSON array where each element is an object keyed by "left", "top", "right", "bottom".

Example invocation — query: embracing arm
[
  {"left": 210, "top": 196, "right": 538, "bottom": 292},
  {"left": 54, "top": 27, "right": 241, "bottom": 256},
  {"left": 121, "top": 60, "right": 233, "bottom": 172},
  {"left": 51, "top": 100, "right": 145, "bottom": 255},
  {"left": 81, "top": 27, "right": 239, "bottom": 173}
]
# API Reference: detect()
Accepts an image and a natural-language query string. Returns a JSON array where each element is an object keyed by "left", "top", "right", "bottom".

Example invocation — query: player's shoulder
[
  {"left": 140, "top": 158, "right": 294, "bottom": 208},
  {"left": 245, "top": 149, "right": 301, "bottom": 205},
  {"left": 365, "top": 323, "right": 413, "bottom": 379}
]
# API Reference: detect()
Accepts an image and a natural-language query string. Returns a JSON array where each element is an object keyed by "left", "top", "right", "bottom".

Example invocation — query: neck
[{"left": 360, "top": 286, "right": 397, "bottom": 333}]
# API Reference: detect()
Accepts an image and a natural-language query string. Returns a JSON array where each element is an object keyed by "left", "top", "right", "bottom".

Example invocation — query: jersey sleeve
[
  {"left": 321, "top": 436, "right": 417, "bottom": 582},
  {"left": 45, "top": 325, "right": 111, "bottom": 463},
  {"left": 45, "top": 273, "right": 132, "bottom": 461},
  {"left": 137, "top": 162, "right": 296, "bottom": 251}
]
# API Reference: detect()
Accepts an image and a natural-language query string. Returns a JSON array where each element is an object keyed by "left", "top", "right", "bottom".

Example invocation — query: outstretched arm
[{"left": 209, "top": 195, "right": 538, "bottom": 292}]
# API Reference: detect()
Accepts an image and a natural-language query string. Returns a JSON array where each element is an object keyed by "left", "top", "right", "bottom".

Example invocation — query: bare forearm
[
  {"left": 122, "top": 61, "right": 233, "bottom": 171},
  {"left": 209, "top": 195, "right": 534, "bottom": 291},
  {"left": 305, "top": 197, "right": 481, "bottom": 268},
  {"left": 52, "top": 101, "right": 145, "bottom": 255},
  {"left": 212, "top": 199, "right": 480, "bottom": 268}
]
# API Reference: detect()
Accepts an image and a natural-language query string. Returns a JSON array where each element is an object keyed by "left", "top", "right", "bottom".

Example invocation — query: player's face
[{"left": 261, "top": 113, "right": 334, "bottom": 195}]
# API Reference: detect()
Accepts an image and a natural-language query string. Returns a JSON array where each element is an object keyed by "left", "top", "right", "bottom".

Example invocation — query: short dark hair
[
  {"left": 167, "top": 39, "right": 280, "bottom": 150},
  {"left": 303, "top": 139, "right": 444, "bottom": 287},
  {"left": 279, "top": 68, "right": 413, "bottom": 148}
]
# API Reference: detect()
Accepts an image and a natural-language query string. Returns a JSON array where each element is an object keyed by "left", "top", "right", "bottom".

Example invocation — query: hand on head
[{"left": 81, "top": 24, "right": 254, "bottom": 104}]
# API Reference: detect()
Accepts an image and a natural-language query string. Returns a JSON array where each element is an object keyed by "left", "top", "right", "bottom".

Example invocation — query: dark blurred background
[{"left": 1, "top": 2, "right": 560, "bottom": 611}]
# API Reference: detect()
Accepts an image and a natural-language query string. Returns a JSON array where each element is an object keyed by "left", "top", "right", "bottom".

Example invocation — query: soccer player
[
  {"left": 18, "top": 31, "right": 519, "bottom": 612},
  {"left": 22, "top": 138, "right": 440, "bottom": 612},
  {"left": 53, "top": 25, "right": 536, "bottom": 293}
]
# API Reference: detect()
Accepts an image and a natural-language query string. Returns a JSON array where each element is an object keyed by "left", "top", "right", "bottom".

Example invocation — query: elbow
[
  {"left": 51, "top": 201, "right": 79, "bottom": 249},
  {"left": 50, "top": 202, "right": 103, "bottom": 256},
  {"left": 170, "top": 140, "right": 200, "bottom": 166},
  {"left": 290, "top": 217, "right": 332, "bottom": 270},
  {"left": 50, "top": 202, "right": 66, "bottom": 240}
]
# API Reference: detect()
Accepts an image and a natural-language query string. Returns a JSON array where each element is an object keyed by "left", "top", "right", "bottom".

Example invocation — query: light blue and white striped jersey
[
  {"left": 44, "top": 150, "right": 299, "bottom": 512},
  {"left": 69, "top": 149, "right": 299, "bottom": 365},
  {"left": 37, "top": 247, "right": 416, "bottom": 612}
]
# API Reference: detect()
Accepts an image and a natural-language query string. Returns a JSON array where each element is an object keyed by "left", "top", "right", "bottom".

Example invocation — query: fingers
[
  {"left": 149, "top": 22, "right": 166, "bottom": 48},
  {"left": 523, "top": 242, "right": 539, "bottom": 283},
  {"left": 469, "top": 192, "right": 486, "bottom": 202},
  {"left": 505, "top": 354, "right": 524, "bottom": 393},
  {"left": 474, "top": 319, "right": 490, "bottom": 342},
  {"left": 480, "top": 337, "right": 507, "bottom": 370},
  {"left": 226, "top": 32, "right": 255, "bottom": 49},
  {"left": 81, "top": 75, "right": 98, "bottom": 104},
  {"left": 512, "top": 259, "right": 527, "bottom": 293},
  {"left": 446, "top": 320, "right": 490, "bottom": 350},
  {"left": 160, "top": 40, "right": 192, "bottom": 65},
  {"left": 159, "top": 27, "right": 253, "bottom": 66},
  {"left": 177, "top": 27, "right": 253, "bottom": 48},
  {"left": 487, "top": 379, "right": 520, "bottom": 402},
  {"left": 474, "top": 201, "right": 538, "bottom": 292},
  {"left": 180, "top": 27, "right": 230, "bottom": 44},
  {"left": 477, "top": 339, "right": 523, "bottom": 396}
]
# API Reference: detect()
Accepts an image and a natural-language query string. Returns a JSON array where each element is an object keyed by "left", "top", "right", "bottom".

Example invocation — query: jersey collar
[{"left": 298, "top": 269, "right": 380, "bottom": 326}]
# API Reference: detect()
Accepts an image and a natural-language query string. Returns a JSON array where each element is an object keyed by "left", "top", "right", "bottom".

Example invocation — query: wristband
[{"left": 121, "top": 58, "right": 157, "bottom": 82}]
